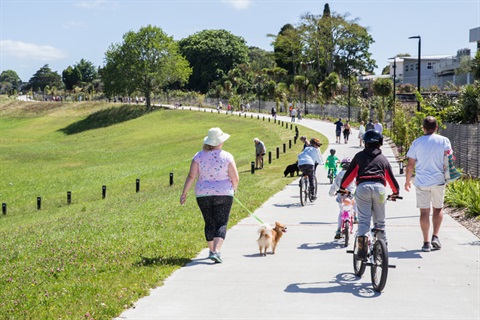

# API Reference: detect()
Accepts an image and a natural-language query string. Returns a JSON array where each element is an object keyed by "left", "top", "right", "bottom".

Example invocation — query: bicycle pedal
[
  {"left": 346, "top": 250, "right": 354, "bottom": 254},
  {"left": 388, "top": 265, "right": 396, "bottom": 268}
]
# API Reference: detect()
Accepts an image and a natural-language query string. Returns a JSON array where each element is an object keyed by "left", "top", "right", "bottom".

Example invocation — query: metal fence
[{"left": 441, "top": 123, "right": 480, "bottom": 178}]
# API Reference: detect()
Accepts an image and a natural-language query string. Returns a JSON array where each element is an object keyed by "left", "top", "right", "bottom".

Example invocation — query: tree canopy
[
  {"left": 0, "top": 70, "right": 22, "bottom": 94},
  {"left": 179, "top": 29, "right": 249, "bottom": 93},
  {"left": 101, "top": 25, "right": 192, "bottom": 110},
  {"left": 25, "top": 64, "right": 63, "bottom": 92}
]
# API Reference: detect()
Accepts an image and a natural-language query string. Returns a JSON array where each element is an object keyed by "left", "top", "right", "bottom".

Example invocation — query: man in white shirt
[
  {"left": 374, "top": 120, "right": 383, "bottom": 133},
  {"left": 405, "top": 116, "right": 452, "bottom": 252}
]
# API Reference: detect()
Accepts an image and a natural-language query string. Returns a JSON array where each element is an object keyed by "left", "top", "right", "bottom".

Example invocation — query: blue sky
[{"left": 1, "top": 0, "right": 479, "bottom": 82}]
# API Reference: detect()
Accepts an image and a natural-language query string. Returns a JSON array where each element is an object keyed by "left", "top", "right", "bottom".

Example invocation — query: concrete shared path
[{"left": 117, "top": 110, "right": 479, "bottom": 319}]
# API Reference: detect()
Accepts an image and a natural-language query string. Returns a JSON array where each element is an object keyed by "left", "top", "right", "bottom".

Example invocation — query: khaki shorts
[{"left": 415, "top": 185, "right": 446, "bottom": 209}]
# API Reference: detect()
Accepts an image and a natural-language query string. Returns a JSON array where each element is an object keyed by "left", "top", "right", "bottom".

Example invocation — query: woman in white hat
[{"left": 180, "top": 127, "right": 239, "bottom": 263}]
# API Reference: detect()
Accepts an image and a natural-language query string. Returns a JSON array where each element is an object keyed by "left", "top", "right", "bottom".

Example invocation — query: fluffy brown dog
[{"left": 257, "top": 222, "right": 287, "bottom": 256}]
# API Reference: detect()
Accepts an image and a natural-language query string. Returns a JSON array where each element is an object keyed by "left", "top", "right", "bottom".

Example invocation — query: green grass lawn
[{"left": 0, "top": 98, "right": 327, "bottom": 319}]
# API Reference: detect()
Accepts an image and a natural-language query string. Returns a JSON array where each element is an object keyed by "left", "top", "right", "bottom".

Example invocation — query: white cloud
[
  {"left": 223, "top": 0, "right": 251, "bottom": 10},
  {"left": 62, "top": 20, "right": 88, "bottom": 29},
  {"left": 0, "top": 40, "right": 67, "bottom": 61}
]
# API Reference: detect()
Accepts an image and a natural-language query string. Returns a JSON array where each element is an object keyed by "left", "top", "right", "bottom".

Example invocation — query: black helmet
[
  {"left": 330, "top": 149, "right": 336, "bottom": 155},
  {"left": 363, "top": 130, "right": 383, "bottom": 146}
]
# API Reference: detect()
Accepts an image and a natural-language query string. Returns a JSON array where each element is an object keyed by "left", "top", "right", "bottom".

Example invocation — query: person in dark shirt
[
  {"left": 334, "top": 118, "right": 343, "bottom": 143},
  {"left": 339, "top": 130, "right": 400, "bottom": 260}
]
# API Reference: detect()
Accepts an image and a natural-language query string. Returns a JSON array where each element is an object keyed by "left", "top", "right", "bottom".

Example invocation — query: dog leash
[{"left": 233, "top": 196, "right": 264, "bottom": 224}]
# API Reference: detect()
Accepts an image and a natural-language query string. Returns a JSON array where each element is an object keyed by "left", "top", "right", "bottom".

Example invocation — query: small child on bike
[
  {"left": 325, "top": 149, "right": 340, "bottom": 179},
  {"left": 298, "top": 138, "right": 324, "bottom": 200},
  {"left": 329, "top": 157, "right": 357, "bottom": 239}
]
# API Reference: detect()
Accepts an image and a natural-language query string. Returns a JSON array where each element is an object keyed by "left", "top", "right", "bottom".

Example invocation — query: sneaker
[
  {"left": 334, "top": 230, "right": 341, "bottom": 239},
  {"left": 310, "top": 195, "right": 317, "bottom": 201},
  {"left": 422, "top": 242, "right": 431, "bottom": 252},
  {"left": 355, "top": 236, "right": 368, "bottom": 261},
  {"left": 431, "top": 236, "right": 442, "bottom": 250},
  {"left": 208, "top": 251, "right": 215, "bottom": 260},
  {"left": 211, "top": 252, "right": 223, "bottom": 263}
]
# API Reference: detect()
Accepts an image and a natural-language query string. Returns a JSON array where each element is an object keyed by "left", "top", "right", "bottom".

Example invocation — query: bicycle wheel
[
  {"left": 304, "top": 177, "right": 310, "bottom": 203},
  {"left": 371, "top": 239, "right": 389, "bottom": 292},
  {"left": 299, "top": 177, "right": 305, "bottom": 207},
  {"left": 343, "top": 220, "right": 350, "bottom": 247},
  {"left": 313, "top": 175, "right": 318, "bottom": 197},
  {"left": 353, "top": 235, "right": 366, "bottom": 276},
  {"left": 328, "top": 170, "right": 333, "bottom": 184}
]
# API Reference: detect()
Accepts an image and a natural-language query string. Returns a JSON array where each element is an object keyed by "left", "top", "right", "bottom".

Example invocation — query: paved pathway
[{"left": 117, "top": 110, "right": 479, "bottom": 320}]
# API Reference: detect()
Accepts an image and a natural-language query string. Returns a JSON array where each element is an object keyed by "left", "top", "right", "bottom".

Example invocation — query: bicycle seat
[{"left": 371, "top": 228, "right": 385, "bottom": 233}]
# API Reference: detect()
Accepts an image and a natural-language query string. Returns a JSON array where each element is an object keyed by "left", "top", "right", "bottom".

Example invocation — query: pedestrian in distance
[
  {"left": 253, "top": 138, "right": 266, "bottom": 170},
  {"left": 271, "top": 106, "right": 277, "bottom": 119},
  {"left": 358, "top": 120, "right": 366, "bottom": 147},
  {"left": 343, "top": 120, "right": 351, "bottom": 144},
  {"left": 334, "top": 118, "right": 343, "bottom": 143},
  {"left": 404, "top": 116, "right": 452, "bottom": 252},
  {"left": 338, "top": 130, "right": 400, "bottom": 261},
  {"left": 291, "top": 108, "right": 297, "bottom": 122},
  {"left": 374, "top": 120, "right": 383, "bottom": 134},
  {"left": 365, "top": 119, "right": 375, "bottom": 131},
  {"left": 180, "top": 127, "right": 239, "bottom": 263}
]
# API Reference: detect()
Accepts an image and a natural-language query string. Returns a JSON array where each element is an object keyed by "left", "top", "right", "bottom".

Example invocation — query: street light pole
[{"left": 409, "top": 35, "right": 421, "bottom": 111}]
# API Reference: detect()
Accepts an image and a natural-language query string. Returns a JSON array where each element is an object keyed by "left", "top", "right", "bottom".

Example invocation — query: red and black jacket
[{"left": 340, "top": 147, "right": 399, "bottom": 193}]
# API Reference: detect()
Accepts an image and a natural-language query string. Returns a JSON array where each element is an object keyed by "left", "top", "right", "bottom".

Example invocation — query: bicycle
[
  {"left": 327, "top": 167, "right": 336, "bottom": 184},
  {"left": 339, "top": 197, "right": 354, "bottom": 247},
  {"left": 346, "top": 194, "right": 402, "bottom": 292},
  {"left": 299, "top": 171, "right": 317, "bottom": 206}
]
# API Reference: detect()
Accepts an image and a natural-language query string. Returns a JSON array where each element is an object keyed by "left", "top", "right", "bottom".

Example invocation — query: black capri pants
[{"left": 196, "top": 195, "right": 233, "bottom": 241}]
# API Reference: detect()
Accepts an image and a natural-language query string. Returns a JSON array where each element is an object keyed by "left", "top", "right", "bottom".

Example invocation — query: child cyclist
[
  {"left": 298, "top": 138, "right": 324, "bottom": 200},
  {"left": 325, "top": 149, "right": 340, "bottom": 179},
  {"left": 329, "top": 158, "right": 358, "bottom": 239}
]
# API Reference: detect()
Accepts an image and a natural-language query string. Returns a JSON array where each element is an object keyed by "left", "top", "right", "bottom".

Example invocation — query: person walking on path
[
  {"left": 365, "top": 119, "right": 374, "bottom": 131},
  {"left": 374, "top": 120, "right": 383, "bottom": 134},
  {"left": 338, "top": 130, "right": 400, "bottom": 260},
  {"left": 271, "top": 106, "right": 277, "bottom": 119},
  {"left": 253, "top": 138, "right": 266, "bottom": 169},
  {"left": 358, "top": 120, "right": 366, "bottom": 147},
  {"left": 343, "top": 120, "right": 351, "bottom": 144},
  {"left": 291, "top": 108, "right": 297, "bottom": 122},
  {"left": 334, "top": 118, "right": 343, "bottom": 143},
  {"left": 404, "top": 116, "right": 452, "bottom": 252},
  {"left": 299, "top": 136, "right": 310, "bottom": 150},
  {"left": 180, "top": 127, "right": 239, "bottom": 263}
]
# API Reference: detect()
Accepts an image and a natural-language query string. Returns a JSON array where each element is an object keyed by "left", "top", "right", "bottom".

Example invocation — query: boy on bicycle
[
  {"left": 338, "top": 130, "right": 400, "bottom": 260},
  {"left": 329, "top": 157, "right": 357, "bottom": 239},
  {"left": 325, "top": 149, "right": 339, "bottom": 179},
  {"left": 298, "top": 138, "right": 324, "bottom": 200}
]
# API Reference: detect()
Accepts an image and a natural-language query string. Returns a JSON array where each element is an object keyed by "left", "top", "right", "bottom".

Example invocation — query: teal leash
[{"left": 233, "top": 196, "right": 264, "bottom": 224}]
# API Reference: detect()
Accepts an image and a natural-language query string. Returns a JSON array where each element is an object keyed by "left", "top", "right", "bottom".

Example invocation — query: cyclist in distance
[
  {"left": 297, "top": 138, "right": 324, "bottom": 200},
  {"left": 338, "top": 130, "right": 400, "bottom": 260}
]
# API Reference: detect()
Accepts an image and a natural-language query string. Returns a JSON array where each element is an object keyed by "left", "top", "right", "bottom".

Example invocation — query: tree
[
  {"left": 270, "top": 24, "right": 302, "bottom": 77},
  {"left": 25, "top": 64, "right": 63, "bottom": 92},
  {"left": 319, "top": 72, "right": 341, "bottom": 103},
  {"left": 74, "top": 58, "right": 98, "bottom": 83},
  {"left": 372, "top": 77, "right": 392, "bottom": 112},
  {"left": 248, "top": 46, "right": 275, "bottom": 72},
  {"left": 459, "top": 82, "right": 480, "bottom": 123},
  {"left": 0, "top": 70, "right": 22, "bottom": 94},
  {"left": 470, "top": 51, "right": 480, "bottom": 81},
  {"left": 179, "top": 29, "right": 249, "bottom": 93},
  {"left": 101, "top": 25, "right": 192, "bottom": 110},
  {"left": 62, "top": 66, "right": 82, "bottom": 90}
]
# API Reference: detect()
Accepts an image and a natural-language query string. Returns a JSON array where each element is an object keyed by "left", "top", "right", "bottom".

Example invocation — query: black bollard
[
  {"left": 37, "top": 197, "right": 41, "bottom": 210},
  {"left": 276, "top": 147, "right": 279, "bottom": 159},
  {"left": 283, "top": 143, "right": 286, "bottom": 153},
  {"left": 2, "top": 203, "right": 6, "bottom": 215},
  {"left": 251, "top": 161, "right": 255, "bottom": 174},
  {"left": 268, "top": 151, "right": 272, "bottom": 164},
  {"left": 136, "top": 179, "right": 140, "bottom": 192},
  {"left": 67, "top": 191, "right": 71, "bottom": 205},
  {"left": 268, "top": 117, "right": 270, "bottom": 122},
  {"left": 170, "top": 173, "right": 174, "bottom": 186},
  {"left": 294, "top": 136, "right": 297, "bottom": 144},
  {"left": 102, "top": 185, "right": 107, "bottom": 199},
  {"left": 289, "top": 140, "right": 292, "bottom": 149}
]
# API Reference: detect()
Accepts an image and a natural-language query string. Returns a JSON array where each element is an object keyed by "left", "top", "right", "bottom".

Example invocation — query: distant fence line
[{"left": 441, "top": 123, "right": 480, "bottom": 178}]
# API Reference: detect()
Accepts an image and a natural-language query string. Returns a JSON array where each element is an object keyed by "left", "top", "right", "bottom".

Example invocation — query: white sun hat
[{"left": 204, "top": 127, "right": 230, "bottom": 146}]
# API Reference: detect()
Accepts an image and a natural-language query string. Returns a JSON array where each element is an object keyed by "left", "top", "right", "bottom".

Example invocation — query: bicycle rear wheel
[
  {"left": 353, "top": 235, "right": 366, "bottom": 276},
  {"left": 313, "top": 175, "right": 318, "bottom": 197},
  {"left": 300, "top": 177, "right": 308, "bottom": 206},
  {"left": 343, "top": 220, "right": 350, "bottom": 247},
  {"left": 371, "top": 239, "right": 389, "bottom": 292}
]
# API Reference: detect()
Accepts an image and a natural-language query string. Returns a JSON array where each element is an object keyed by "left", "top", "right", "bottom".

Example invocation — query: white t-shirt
[{"left": 406, "top": 134, "right": 452, "bottom": 186}]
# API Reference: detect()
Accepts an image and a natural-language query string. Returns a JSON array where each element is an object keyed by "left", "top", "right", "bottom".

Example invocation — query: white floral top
[{"left": 193, "top": 149, "right": 235, "bottom": 197}]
